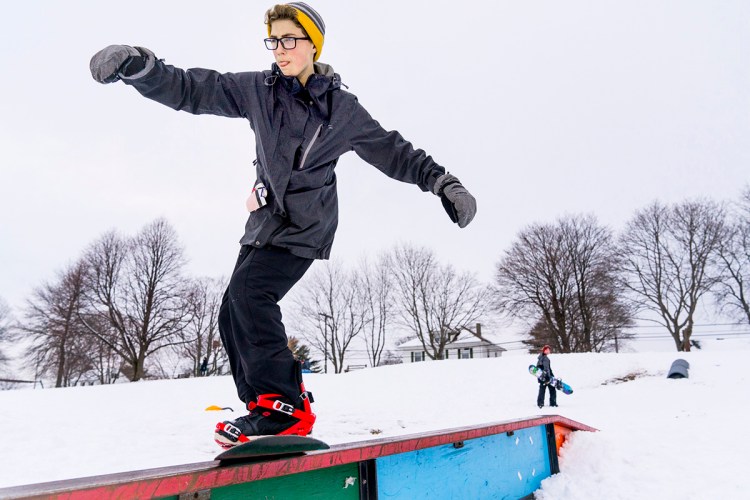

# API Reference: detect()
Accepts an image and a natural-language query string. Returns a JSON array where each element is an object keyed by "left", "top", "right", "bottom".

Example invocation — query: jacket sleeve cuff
[
  {"left": 426, "top": 168, "right": 446, "bottom": 194},
  {"left": 120, "top": 47, "right": 157, "bottom": 81}
]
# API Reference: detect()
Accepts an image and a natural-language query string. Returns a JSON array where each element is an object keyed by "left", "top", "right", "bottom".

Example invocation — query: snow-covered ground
[{"left": 0, "top": 342, "right": 748, "bottom": 499}]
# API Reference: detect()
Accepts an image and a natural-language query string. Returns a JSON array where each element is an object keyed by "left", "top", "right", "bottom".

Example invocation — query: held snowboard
[
  {"left": 528, "top": 365, "right": 573, "bottom": 395},
  {"left": 215, "top": 435, "right": 330, "bottom": 462}
]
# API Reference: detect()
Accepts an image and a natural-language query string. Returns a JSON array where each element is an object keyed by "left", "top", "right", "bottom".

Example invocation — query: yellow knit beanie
[{"left": 267, "top": 2, "right": 325, "bottom": 62}]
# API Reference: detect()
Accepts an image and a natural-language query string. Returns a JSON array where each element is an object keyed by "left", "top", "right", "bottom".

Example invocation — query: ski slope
[{"left": 0, "top": 346, "right": 747, "bottom": 499}]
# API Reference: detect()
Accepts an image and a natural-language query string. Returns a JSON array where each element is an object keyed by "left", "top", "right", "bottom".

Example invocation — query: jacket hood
[{"left": 313, "top": 61, "right": 335, "bottom": 78}]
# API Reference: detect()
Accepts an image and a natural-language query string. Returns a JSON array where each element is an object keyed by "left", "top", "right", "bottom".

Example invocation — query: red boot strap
[
  {"left": 253, "top": 394, "right": 316, "bottom": 424},
  {"left": 299, "top": 391, "right": 314, "bottom": 412},
  {"left": 301, "top": 389, "right": 314, "bottom": 404}
]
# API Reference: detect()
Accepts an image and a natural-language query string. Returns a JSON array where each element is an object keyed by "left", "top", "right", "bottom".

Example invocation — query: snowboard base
[
  {"left": 215, "top": 435, "right": 330, "bottom": 462},
  {"left": 529, "top": 365, "right": 573, "bottom": 395}
]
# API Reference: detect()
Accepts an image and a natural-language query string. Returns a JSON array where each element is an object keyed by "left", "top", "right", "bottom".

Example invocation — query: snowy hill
[{"left": 1, "top": 347, "right": 748, "bottom": 499}]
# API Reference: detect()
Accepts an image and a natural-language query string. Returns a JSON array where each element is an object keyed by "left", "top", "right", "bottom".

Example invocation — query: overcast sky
[{"left": 1, "top": 0, "right": 749, "bottom": 313}]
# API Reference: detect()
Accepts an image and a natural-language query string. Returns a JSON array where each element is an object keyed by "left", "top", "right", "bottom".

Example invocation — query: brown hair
[{"left": 265, "top": 4, "right": 308, "bottom": 36}]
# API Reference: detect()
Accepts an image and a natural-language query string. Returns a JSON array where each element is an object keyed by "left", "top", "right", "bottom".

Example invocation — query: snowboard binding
[{"left": 215, "top": 361, "right": 316, "bottom": 449}]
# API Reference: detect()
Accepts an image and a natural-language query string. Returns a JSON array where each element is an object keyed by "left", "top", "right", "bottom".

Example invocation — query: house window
[
  {"left": 412, "top": 351, "right": 426, "bottom": 362},
  {"left": 460, "top": 348, "right": 473, "bottom": 359}
]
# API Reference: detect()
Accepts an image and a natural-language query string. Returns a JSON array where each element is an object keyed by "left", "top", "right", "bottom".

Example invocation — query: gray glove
[
  {"left": 432, "top": 173, "right": 477, "bottom": 228},
  {"left": 90, "top": 45, "right": 154, "bottom": 84}
]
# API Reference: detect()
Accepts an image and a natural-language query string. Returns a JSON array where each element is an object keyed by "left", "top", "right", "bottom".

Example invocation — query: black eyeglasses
[{"left": 264, "top": 37, "right": 310, "bottom": 50}]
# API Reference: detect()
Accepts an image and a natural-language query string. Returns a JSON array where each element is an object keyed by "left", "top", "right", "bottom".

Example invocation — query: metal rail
[{"left": 0, "top": 415, "right": 596, "bottom": 500}]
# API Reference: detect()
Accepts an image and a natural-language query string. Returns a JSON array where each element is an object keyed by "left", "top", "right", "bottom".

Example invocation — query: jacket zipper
[{"left": 298, "top": 124, "right": 323, "bottom": 170}]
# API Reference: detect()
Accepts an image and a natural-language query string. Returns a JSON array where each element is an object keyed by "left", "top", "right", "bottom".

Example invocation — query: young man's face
[{"left": 269, "top": 19, "right": 316, "bottom": 84}]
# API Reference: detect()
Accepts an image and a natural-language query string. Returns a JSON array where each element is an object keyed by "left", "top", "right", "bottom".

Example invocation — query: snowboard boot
[{"left": 214, "top": 362, "right": 316, "bottom": 449}]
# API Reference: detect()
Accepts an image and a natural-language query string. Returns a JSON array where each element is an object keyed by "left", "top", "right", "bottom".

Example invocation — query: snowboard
[
  {"left": 528, "top": 365, "right": 573, "bottom": 395},
  {"left": 215, "top": 435, "right": 330, "bottom": 462}
]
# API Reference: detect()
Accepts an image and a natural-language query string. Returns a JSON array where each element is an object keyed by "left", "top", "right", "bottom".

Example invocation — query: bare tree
[
  {"left": 619, "top": 200, "right": 726, "bottom": 351},
  {"left": 715, "top": 187, "right": 750, "bottom": 324},
  {"left": 563, "top": 215, "right": 635, "bottom": 352},
  {"left": 82, "top": 219, "right": 192, "bottom": 381},
  {"left": 173, "top": 277, "right": 228, "bottom": 377},
  {"left": 19, "top": 261, "right": 94, "bottom": 387},
  {"left": 293, "top": 261, "right": 369, "bottom": 373},
  {"left": 0, "top": 297, "right": 14, "bottom": 371},
  {"left": 389, "top": 244, "right": 489, "bottom": 360},
  {"left": 82, "top": 314, "right": 124, "bottom": 385},
  {"left": 357, "top": 254, "right": 394, "bottom": 367},
  {"left": 496, "top": 215, "right": 633, "bottom": 353}
]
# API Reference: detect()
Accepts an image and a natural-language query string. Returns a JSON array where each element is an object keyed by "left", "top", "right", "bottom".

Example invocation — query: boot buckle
[{"left": 272, "top": 400, "right": 295, "bottom": 415}]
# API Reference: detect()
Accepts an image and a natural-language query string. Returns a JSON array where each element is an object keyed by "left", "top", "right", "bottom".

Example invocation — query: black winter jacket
[
  {"left": 123, "top": 59, "right": 446, "bottom": 259},
  {"left": 537, "top": 353, "right": 554, "bottom": 379}
]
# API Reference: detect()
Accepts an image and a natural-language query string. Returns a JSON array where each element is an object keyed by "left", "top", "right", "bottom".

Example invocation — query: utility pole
[
  {"left": 318, "top": 312, "right": 332, "bottom": 374},
  {"left": 614, "top": 332, "right": 619, "bottom": 353}
]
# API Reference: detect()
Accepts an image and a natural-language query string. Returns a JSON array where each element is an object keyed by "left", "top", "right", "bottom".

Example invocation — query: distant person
[
  {"left": 536, "top": 345, "right": 557, "bottom": 408},
  {"left": 300, "top": 358, "right": 312, "bottom": 373},
  {"left": 200, "top": 357, "right": 209, "bottom": 377},
  {"left": 89, "top": 2, "right": 476, "bottom": 449}
]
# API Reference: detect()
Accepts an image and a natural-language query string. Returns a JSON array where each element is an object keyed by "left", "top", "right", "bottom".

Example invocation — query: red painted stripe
[{"left": 1, "top": 416, "right": 597, "bottom": 500}]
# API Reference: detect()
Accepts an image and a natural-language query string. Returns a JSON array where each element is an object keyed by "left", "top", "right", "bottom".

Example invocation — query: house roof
[{"left": 397, "top": 330, "right": 507, "bottom": 352}]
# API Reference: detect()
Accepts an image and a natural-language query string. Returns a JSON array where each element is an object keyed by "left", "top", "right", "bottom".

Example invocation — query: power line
[{"left": 624, "top": 321, "right": 749, "bottom": 329}]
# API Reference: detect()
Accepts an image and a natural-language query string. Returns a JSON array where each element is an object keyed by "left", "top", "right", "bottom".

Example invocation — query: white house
[{"left": 396, "top": 326, "right": 507, "bottom": 363}]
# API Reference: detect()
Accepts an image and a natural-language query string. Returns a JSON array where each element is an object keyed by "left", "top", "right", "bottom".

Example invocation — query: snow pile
[{"left": 0, "top": 347, "right": 748, "bottom": 499}]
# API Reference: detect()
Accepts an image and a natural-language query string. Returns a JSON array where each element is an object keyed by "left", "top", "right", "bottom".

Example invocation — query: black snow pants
[
  {"left": 537, "top": 381, "right": 557, "bottom": 407},
  {"left": 219, "top": 245, "right": 314, "bottom": 407}
]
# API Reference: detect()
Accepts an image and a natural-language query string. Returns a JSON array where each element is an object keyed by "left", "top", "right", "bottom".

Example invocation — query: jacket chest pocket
[{"left": 294, "top": 123, "right": 324, "bottom": 170}]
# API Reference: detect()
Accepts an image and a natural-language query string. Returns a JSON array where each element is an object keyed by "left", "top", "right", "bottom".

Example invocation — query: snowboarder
[
  {"left": 200, "top": 357, "right": 208, "bottom": 377},
  {"left": 536, "top": 345, "right": 557, "bottom": 408},
  {"left": 89, "top": 2, "right": 476, "bottom": 448}
]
